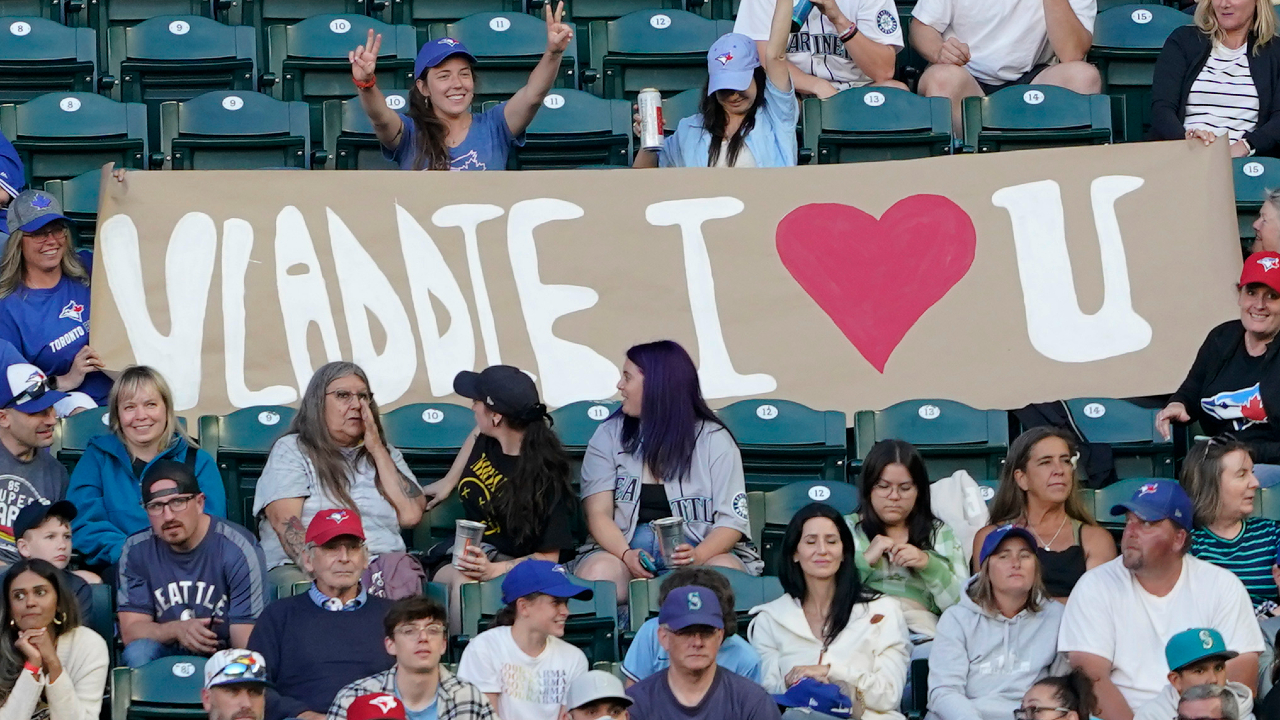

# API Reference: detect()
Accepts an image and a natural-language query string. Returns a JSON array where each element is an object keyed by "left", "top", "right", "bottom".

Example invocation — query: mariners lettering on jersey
[
  {"left": 152, "top": 580, "right": 228, "bottom": 617},
  {"left": 614, "top": 473, "right": 639, "bottom": 504},
  {"left": 48, "top": 324, "right": 84, "bottom": 353},
  {"left": 787, "top": 31, "right": 850, "bottom": 60},
  {"left": 670, "top": 496, "right": 715, "bottom": 524},
  {"left": 1203, "top": 383, "right": 1269, "bottom": 430}
]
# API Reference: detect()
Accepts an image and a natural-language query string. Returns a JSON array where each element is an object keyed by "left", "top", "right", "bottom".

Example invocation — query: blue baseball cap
[
  {"left": 413, "top": 37, "right": 477, "bottom": 80},
  {"left": 706, "top": 33, "right": 761, "bottom": 96},
  {"left": 7, "top": 189, "right": 69, "bottom": 235},
  {"left": 773, "top": 678, "right": 855, "bottom": 718},
  {"left": 500, "top": 559, "right": 593, "bottom": 604},
  {"left": 978, "top": 524, "right": 1038, "bottom": 565},
  {"left": 1165, "top": 628, "right": 1237, "bottom": 672},
  {"left": 659, "top": 585, "right": 723, "bottom": 631},
  {"left": 0, "top": 363, "right": 66, "bottom": 414},
  {"left": 1110, "top": 479, "right": 1193, "bottom": 531},
  {"left": 0, "top": 131, "right": 23, "bottom": 208}
]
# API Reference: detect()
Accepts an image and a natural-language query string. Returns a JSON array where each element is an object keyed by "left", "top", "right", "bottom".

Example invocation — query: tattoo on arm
[
  {"left": 283, "top": 516, "right": 306, "bottom": 563},
  {"left": 399, "top": 474, "right": 424, "bottom": 499}
]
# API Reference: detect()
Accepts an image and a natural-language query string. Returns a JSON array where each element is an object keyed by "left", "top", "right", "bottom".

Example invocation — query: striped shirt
[
  {"left": 1184, "top": 42, "right": 1260, "bottom": 143},
  {"left": 1191, "top": 517, "right": 1280, "bottom": 611}
]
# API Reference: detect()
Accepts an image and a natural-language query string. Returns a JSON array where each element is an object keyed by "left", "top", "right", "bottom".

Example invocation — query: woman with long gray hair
[{"left": 255, "top": 361, "right": 425, "bottom": 589}]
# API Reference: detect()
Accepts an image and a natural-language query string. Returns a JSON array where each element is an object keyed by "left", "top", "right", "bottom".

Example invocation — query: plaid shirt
[{"left": 327, "top": 665, "right": 495, "bottom": 720}]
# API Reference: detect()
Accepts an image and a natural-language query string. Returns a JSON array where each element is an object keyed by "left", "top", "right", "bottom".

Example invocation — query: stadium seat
[
  {"left": 111, "top": 656, "right": 207, "bottom": 720},
  {"left": 0, "top": 92, "right": 148, "bottom": 187},
  {"left": 586, "top": 9, "right": 732, "bottom": 100},
  {"left": 321, "top": 90, "right": 408, "bottom": 169},
  {"left": 43, "top": 168, "right": 105, "bottom": 246},
  {"left": 389, "top": 0, "right": 522, "bottom": 45},
  {"left": 89, "top": 1, "right": 225, "bottom": 57},
  {"left": 267, "top": 14, "right": 417, "bottom": 139},
  {"left": 661, "top": 85, "right": 701, "bottom": 132},
  {"left": 430, "top": 11, "right": 577, "bottom": 108},
  {"left": 88, "top": 581, "right": 115, "bottom": 652},
  {"left": 382, "top": 402, "right": 474, "bottom": 484},
  {"left": 760, "top": 480, "right": 859, "bottom": 574},
  {"left": 570, "top": 0, "right": 685, "bottom": 61},
  {"left": 1089, "top": 4, "right": 1189, "bottom": 143},
  {"left": 802, "top": 87, "right": 952, "bottom": 163},
  {"left": 626, "top": 567, "right": 782, "bottom": 640},
  {"left": 549, "top": 399, "right": 620, "bottom": 480},
  {"left": 459, "top": 576, "right": 619, "bottom": 663},
  {"left": 960, "top": 85, "right": 1113, "bottom": 152},
  {"left": 159, "top": 90, "right": 314, "bottom": 169},
  {"left": 1233, "top": 156, "right": 1280, "bottom": 247},
  {"left": 716, "top": 399, "right": 847, "bottom": 492},
  {"left": 410, "top": 491, "right": 465, "bottom": 552},
  {"left": 904, "top": 657, "right": 929, "bottom": 720},
  {"left": 1254, "top": 486, "right": 1280, "bottom": 521},
  {"left": 199, "top": 404, "right": 297, "bottom": 528},
  {"left": 976, "top": 478, "right": 1000, "bottom": 505},
  {"left": 0, "top": 17, "right": 97, "bottom": 104},
  {"left": 854, "top": 400, "right": 1010, "bottom": 483},
  {"left": 245, "top": 0, "right": 378, "bottom": 55},
  {"left": 53, "top": 405, "right": 111, "bottom": 474},
  {"left": 1093, "top": 476, "right": 1157, "bottom": 530},
  {"left": 512, "top": 89, "right": 632, "bottom": 168},
  {"left": 1061, "top": 398, "right": 1174, "bottom": 478},
  {"left": 0, "top": 0, "right": 60, "bottom": 21}
]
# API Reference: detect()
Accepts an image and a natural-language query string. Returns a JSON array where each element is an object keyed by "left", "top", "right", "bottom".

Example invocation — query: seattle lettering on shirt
[{"left": 151, "top": 580, "right": 229, "bottom": 617}]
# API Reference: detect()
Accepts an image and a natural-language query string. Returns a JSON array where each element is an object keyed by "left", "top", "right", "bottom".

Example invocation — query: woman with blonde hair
[
  {"left": 974, "top": 427, "right": 1115, "bottom": 600},
  {"left": 1151, "top": 0, "right": 1280, "bottom": 156},
  {"left": 67, "top": 365, "right": 225, "bottom": 568}
]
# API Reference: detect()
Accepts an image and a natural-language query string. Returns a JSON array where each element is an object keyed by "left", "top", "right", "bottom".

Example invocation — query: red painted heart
[{"left": 776, "top": 195, "right": 977, "bottom": 373}]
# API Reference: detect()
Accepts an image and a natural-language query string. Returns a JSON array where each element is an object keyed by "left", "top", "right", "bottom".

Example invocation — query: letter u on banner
[{"left": 992, "top": 176, "right": 1152, "bottom": 363}]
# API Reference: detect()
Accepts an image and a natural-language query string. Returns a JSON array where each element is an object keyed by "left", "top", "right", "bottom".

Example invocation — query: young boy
[
  {"left": 565, "top": 671, "right": 632, "bottom": 720},
  {"left": 13, "top": 500, "right": 99, "bottom": 618},
  {"left": 1134, "top": 628, "right": 1256, "bottom": 720}
]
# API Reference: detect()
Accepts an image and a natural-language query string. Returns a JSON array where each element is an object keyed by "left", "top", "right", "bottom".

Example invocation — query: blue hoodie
[
  {"left": 0, "top": 130, "right": 25, "bottom": 247},
  {"left": 67, "top": 432, "right": 227, "bottom": 566}
]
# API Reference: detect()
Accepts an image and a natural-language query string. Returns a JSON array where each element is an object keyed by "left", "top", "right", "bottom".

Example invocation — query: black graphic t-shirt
[
  {"left": 457, "top": 435, "right": 575, "bottom": 559},
  {"left": 0, "top": 445, "right": 68, "bottom": 567},
  {"left": 1200, "top": 346, "right": 1271, "bottom": 446}
]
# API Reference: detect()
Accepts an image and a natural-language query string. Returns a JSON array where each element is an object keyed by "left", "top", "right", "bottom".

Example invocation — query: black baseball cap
[
  {"left": 141, "top": 460, "right": 202, "bottom": 504},
  {"left": 13, "top": 500, "right": 77, "bottom": 540},
  {"left": 453, "top": 366, "right": 543, "bottom": 419}
]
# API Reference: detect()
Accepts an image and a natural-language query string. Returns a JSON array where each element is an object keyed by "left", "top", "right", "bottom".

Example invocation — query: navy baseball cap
[
  {"left": 7, "top": 189, "right": 69, "bottom": 235},
  {"left": 978, "top": 524, "right": 1038, "bottom": 565},
  {"left": 13, "top": 500, "right": 77, "bottom": 540},
  {"left": 453, "top": 365, "right": 543, "bottom": 420},
  {"left": 773, "top": 677, "right": 855, "bottom": 718},
  {"left": 413, "top": 37, "right": 476, "bottom": 80},
  {"left": 659, "top": 585, "right": 723, "bottom": 631},
  {"left": 1110, "top": 479, "right": 1193, "bottom": 531},
  {"left": 706, "top": 33, "right": 761, "bottom": 95},
  {"left": 0, "top": 363, "right": 66, "bottom": 414},
  {"left": 500, "top": 559, "right": 593, "bottom": 604},
  {"left": 0, "top": 131, "right": 23, "bottom": 206}
]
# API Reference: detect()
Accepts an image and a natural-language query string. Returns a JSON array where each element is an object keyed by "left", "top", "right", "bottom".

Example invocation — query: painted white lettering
[
  {"left": 221, "top": 219, "right": 297, "bottom": 407},
  {"left": 431, "top": 204, "right": 505, "bottom": 367},
  {"left": 274, "top": 207, "right": 341, "bottom": 391}
]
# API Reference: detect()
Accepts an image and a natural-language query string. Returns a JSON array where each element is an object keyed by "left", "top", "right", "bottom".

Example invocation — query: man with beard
[
  {"left": 1058, "top": 480, "right": 1264, "bottom": 720},
  {"left": 204, "top": 649, "right": 271, "bottom": 720},
  {"left": 117, "top": 460, "right": 268, "bottom": 667}
]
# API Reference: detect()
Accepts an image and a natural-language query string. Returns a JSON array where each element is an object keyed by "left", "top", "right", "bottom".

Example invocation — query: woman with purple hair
[{"left": 574, "top": 340, "right": 763, "bottom": 606}]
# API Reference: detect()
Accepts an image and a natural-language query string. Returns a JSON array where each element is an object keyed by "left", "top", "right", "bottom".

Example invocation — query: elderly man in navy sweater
[{"left": 249, "top": 509, "right": 394, "bottom": 720}]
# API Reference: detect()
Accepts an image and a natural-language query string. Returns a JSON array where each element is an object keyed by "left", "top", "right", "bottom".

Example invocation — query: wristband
[
  {"left": 1244, "top": 138, "right": 1257, "bottom": 156},
  {"left": 23, "top": 662, "right": 39, "bottom": 677},
  {"left": 352, "top": 75, "right": 377, "bottom": 90},
  {"left": 838, "top": 22, "right": 858, "bottom": 43}
]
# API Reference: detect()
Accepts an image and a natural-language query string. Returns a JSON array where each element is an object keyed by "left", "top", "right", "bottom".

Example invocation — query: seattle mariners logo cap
[
  {"left": 659, "top": 585, "right": 723, "bottom": 631},
  {"left": 500, "top": 559, "right": 593, "bottom": 604},
  {"left": 706, "top": 33, "right": 760, "bottom": 96},
  {"left": 7, "top": 189, "right": 69, "bottom": 235},
  {"left": 348, "top": 694, "right": 407, "bottom": 720},
  {"left": 1109, "top": 479, "right": 1193, "bottom": 531},
  {"left": 413, "top": 37, "right": 477, "bottom": 80},
  {"left": 306, "top": 508, "right": 366, "bottom": 546},
  {"left": 1240, "top": 251, "right": 1280, "bottom": 294},
  {"left": 1165, "top": 628, "right": 1237, "bottom": 672},
  {"left": 204, "top": 649, "right": 271, "bottom": 689}
]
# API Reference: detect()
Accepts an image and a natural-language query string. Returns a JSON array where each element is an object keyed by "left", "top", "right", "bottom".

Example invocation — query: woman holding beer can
[
  {"left": 420, "top": 365, "right": 578, "bottom": 634},
  {"left": 632, "top": 0, "right": 797, "bottom": 168},
  {"left": 347, "top": 2, "right": 573, "bottom": 171},
  {"left": 574, "top": 340, "right": 763, "bottom": 614}
]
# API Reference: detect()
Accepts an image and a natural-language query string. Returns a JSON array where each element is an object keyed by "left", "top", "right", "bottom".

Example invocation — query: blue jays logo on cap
[
  {"left": 440, "top": 38, "right": 459, "bottom": 46},
  {"left": 715, "top": 52, "right": 733, "bottom": 66},
  {"left": 1138, "top": 482, "right": 1158, "bottom": 496},
  {"left": 327, "top": 510, "right": 350, "bottom": 522},
  {"left": 59, "top": 300, "right": 83, "bottom": 322},
  {"left": 1262, "top": 256, "right": 1280, "bottom": 271},
  {"left": 30, "top": 195, "right": 51, "bottom": 210}
]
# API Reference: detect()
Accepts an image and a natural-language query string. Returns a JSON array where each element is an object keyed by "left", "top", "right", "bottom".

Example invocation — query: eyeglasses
[
  {"left": 1014, "top": 707, "right": 1071, "bottom": 720},
  {"left": 326, "top": 389, "right": 372, "bottom": 406},
  {"left": 144, "top": 494, "right": 195, "bottom": 516},
  {"left": 394, "top": 622, "right": 446, "bottom": 640},
  {"left": 3, "top": 376, "right": 48, "bottom": 409},
  {"left": 25, "top": 225, "right": 66, "bottom": 241},
  {"left": 871, "top": 482, "right": 916, "bottom": 497}
]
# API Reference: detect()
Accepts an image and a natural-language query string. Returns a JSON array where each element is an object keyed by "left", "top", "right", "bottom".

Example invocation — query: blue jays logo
[
  {"left": 1203, "top": 383, "right": 1268, "bottom": 428},
  {"left": 30, "top": 195, "right": 51, "bottom": 210},
  {"left": 326, "top": 510, "right": 350, "bottom": 523},
  {"left": 439, "top": 38, "right": 460, "bottom": 47},
  {"left": 451, "top": 150, "right": 486, "bottom": 171},
  {"left": 876, "top": 9, "right": 899, "bottom": 34},
  {"left": 715, "top": 52, "right": 734, "bottom": 66},
  {"left": 58, "top": 300, "right": 83, "bottom": 322},
  {"left": 1138, "top": 482, "right": 1159, "bottom": 496},
  {"left": 1260, "top": 256, "right": 1280, "bottom": 272},
  {"left": 553, "top": 564, "right": 568, "bottom": 576}
]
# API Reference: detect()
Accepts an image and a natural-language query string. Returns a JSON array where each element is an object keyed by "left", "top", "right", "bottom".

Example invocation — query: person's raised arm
[
  {"left": 1069, "top": 652, "right": 1132, "bottom": 720},
  {"left": 504, "top": 2, "right": 574, "bottom": 136},
  {"left": 349, "top": 30, "right": 405, "bottom": 150},
  {"left": 762, "top": 0, "right": 794, "bottom": 92},
  {"left": 810, "top": 0, "right": 896, "bottom": 84},
  {"left": 359, "top": 399, "right": 425, "bottom": 527},
  {"left": 1043, "top": 0, "right": 1092, "bottom": 63}
]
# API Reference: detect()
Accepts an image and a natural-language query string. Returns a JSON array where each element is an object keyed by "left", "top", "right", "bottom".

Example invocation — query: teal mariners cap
[{"left": 1165, "top": 628, "right": 1237, "bottom": 672}]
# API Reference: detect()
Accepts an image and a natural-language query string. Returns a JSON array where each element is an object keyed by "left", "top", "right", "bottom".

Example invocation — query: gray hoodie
[
  {"left": 926, "top": 582, "right": 1067, "bottom": 720},
  {"left": 1134, "top": 681, "right": 1254, "bottom": 720}
]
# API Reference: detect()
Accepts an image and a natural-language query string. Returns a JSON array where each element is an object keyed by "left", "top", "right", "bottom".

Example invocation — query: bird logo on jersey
[
  {"left": 1203, "top": 383, "right": 1268, "bottom": 429},
  {"left": 715, "top": 51, "right": 733, "bottom": 66},
  {"left": 1260, "top": 256, "right": 1280, "bottom": 272},
  {"left": 58, "top": 300, "right": 83, "bottom": 322},
  {"left": 326, "top": 510, "right": 350, "bottom": 523},
  {"left": 1138, "top": 483, "right": 1159, "bottom": 497}
]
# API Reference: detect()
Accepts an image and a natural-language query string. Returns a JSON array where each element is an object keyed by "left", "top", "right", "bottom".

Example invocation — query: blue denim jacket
[{"left": 660, "top": 78, "right": 799, "bottom": 168}]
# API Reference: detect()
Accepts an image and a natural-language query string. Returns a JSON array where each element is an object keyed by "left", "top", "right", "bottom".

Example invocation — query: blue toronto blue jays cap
[
  {"left": 706, "top": 33, "right": 760, "bottom": 96},
  {"left": 500, "top": 559, "right": 593, "bottom": 604},
  {"left": 1110, "top": 479, "right": 1193, "bottom": 531},
  {"left": 7, "top": 189, "right": 69, "bottom": 235},
  {"left": 1165, "top": 628, "right": 1237, "bottom": 672},
  {"left": 773, "top": 677, "right": 855, "bottom": 718},
  {"left": 413, "top": 37, "right": 477, "bottom": 80},
  {"left": 0, "top": 363, "right": 66, "bottom": 414},
  {"left": 659, "top": 585, "right": 723, "bottom": 631},
  {"left": 978, "top": 524, "right": 1038, "bottom": 565}
]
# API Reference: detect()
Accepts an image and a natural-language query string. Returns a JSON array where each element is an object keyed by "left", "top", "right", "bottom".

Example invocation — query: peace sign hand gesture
[
  {"left": 544, "top": 1, "right": 573, "bottom": 56},
  {"left": 349, "top": 28, "right": 382, "bottom": 83}
]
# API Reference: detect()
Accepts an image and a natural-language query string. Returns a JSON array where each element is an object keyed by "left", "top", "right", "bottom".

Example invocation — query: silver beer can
[
  {"left": 637, "top": 88, "right": 664, "bottom": 152},
  {"left": 651, "top": 516, "right": 686, "bottom": 565}
]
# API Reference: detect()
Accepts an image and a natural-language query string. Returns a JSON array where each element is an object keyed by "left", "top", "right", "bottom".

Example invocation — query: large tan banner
[{"left": 90, "top": 140, "right": 1241, "bottom": 418}]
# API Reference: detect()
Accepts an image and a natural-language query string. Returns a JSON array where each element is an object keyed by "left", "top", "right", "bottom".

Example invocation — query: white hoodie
[
  {"left": 748, "top": 594, "right": 910, "bottom": 720},
  {"left": 1134, "top": 681, "right": 1254, "bottom": 720}
]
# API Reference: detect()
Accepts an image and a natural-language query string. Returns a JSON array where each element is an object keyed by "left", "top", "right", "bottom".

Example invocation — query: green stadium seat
[
  {"left": 199, "top": 405, "right": 297, "bottom": 528},
  {"left": 976, "top": 478, "right": 1000, "bottom": 505},
  {"left": 160, "top": 90, "right": 313, "bottom": 169},
  {"left": 549, "top": 399, "right": 620, "bottom": 480},
  {"left": 43, "top": 168, "right": 105, "bottom": 246},
  {"left": 267, "top": 15, "right": 416, "bottom": 140},
  {"left": 660, "top": 85, "right": 701, "bottom": 132},
  {"left": 760, "top": 480, "right": 858, "bottom": 575},
  {"left": 569, "top": 0, "right": 684, "bottom": 65},
  {"left": 587, "top": 9, "right": 732, "bottom": 100},
  {"left": 431, "top": 12, "right": 577, "bottom": 108},
  {"left": 626, "top": 567, "right": 782, "bottom": 639},
  {"left": 854, "top": 400, "right": 1010, "bottom": 483},
  {"left": 0, "top": 0, "right": 60, "bottom": 20},
  {"left": 1089, "top": 4, "right": 1189, "bottom": 143},
  {"left": 0, "top": 17, "right": 97, "bottom": 104},
  {"left": 390, "top": 0, "right": 522, "bottom": 46},
  {"left": 245, "top": 0, "right": 376, "bottom": 34},
  {"left": 382, "top": 403, "right": 474, "bottom": 484},
  {"left": 410, "top": 491, "right": 465, "bottom": 552},
  {"left": 53, "top": 406, "right": 111, "bottom": 474},
  {"left": 716, "top": 399, "right": 847, "bottom": 492},
  {"left": 89, "top": 0, "right": 222, "bottom": 60},
  {"left": 88, "top": 581, "right": 115, "bottom": 652},
  {"left": 321, "top": 90, "right": 408, "bottom": 169},
  {"left": 802, "top": 87, "right": 952, "bottom": 163},
  {"left": 1233, "top": 156, "right": 1280, "bottom": 248},
  {"left": 1254, "top": 486, "right": 1280, "bottom": 521},
  {"left": 513, "top": 89, "right": 632, "bottom": 168},
  {"left": 0, "top": 92, "right": 148, "bottom": 187},
  {"left": 1062, "top": 398, "right": 1174, "bottom": 478},
  {"left": 1093, "top": 476, "right": 1157, "bottom": 529},
  {"left": 459, "top": 576, "right": 619, "bottom": 663},
  {"left": 961, "top": 85, "right": 1113, "bottom": 152},
  {"left": 111, "top": 656, "right": 207, "bottom": 720},
  {"left": 905, "top": 657, "right": 928, "bottom": 720}
]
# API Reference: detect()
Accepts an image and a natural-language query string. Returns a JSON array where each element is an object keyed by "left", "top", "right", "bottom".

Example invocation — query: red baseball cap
[
  {"left": 347, "top": 694, "right": 406, "bottom": 720},
  {"left": 1240, "top": 251, "right": 1280, "bottom": 293},
  {"left": 305, "top": 509, "right": 365, "bottom": 546}
]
